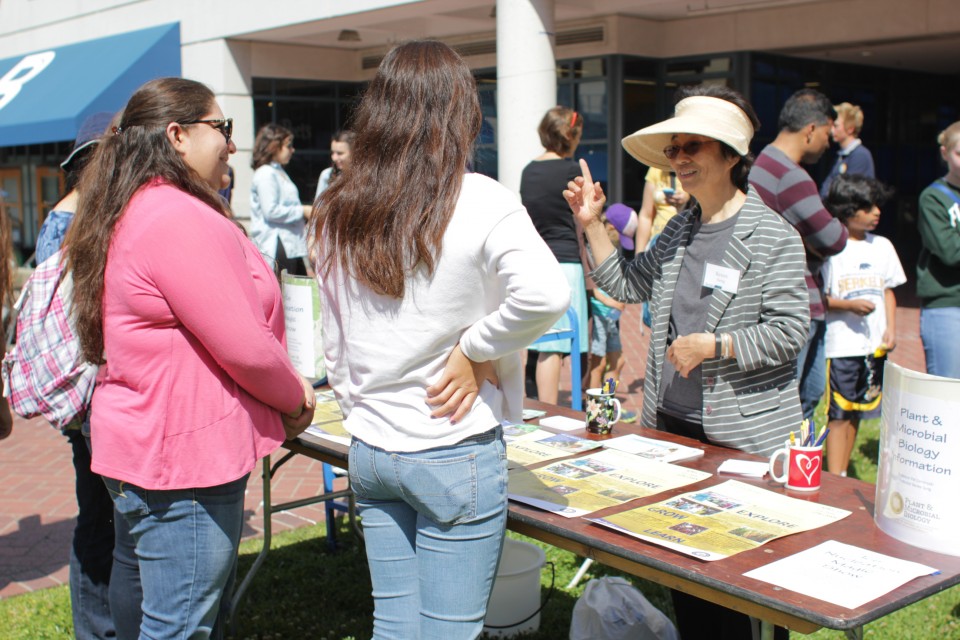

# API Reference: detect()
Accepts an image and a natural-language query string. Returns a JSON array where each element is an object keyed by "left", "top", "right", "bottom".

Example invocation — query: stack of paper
[
  {"left": 538, "top": 415, "right": 584, "bottom": 432},
  {"left": 717, "top": 459, "right": 768, "bottom": 478}
]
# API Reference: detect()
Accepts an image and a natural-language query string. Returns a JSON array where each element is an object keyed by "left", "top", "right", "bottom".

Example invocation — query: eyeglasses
[
  {"left": 663, "top": 139, "right": 716, "bottom": 160},
  {"left": 183, "top": 117, "right": 233, "bottom": 144}
]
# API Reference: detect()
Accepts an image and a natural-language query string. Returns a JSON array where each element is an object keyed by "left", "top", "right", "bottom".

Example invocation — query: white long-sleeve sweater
[{"left": 319, "top": 172, "right": 570, "bottom": 452}]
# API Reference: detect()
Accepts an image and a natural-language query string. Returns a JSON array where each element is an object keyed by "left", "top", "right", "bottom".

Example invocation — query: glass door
[
  {"left": 35, "top": 166, "right": 64, "bottom": 230},
  {"left": 0, "top": 169, "right": 23, "bottom": 248}
]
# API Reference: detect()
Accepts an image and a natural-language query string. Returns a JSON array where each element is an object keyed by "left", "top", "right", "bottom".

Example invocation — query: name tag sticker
[{"left": 703, "top": 262, "right": 740, "bottom": 294}]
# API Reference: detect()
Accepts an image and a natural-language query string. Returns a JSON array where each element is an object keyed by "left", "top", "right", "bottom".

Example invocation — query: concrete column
[
  {"left": 496, "top": 0, "right": 556, "bottom": 195},
  {"left": 181, "top": 38, "right": 254, "bottom": 219}
]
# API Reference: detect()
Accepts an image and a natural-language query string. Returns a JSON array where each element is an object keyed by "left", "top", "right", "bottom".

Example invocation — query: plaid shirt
[{"left": 2, "top": 250, "right": 97, "bottom": 430}]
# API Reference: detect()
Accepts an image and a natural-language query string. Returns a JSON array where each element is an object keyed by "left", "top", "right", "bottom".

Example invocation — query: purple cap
[
  {"left": 605, "top": 203, "right": 638, "bottom": 251},
  {"left": 61, "top": 111, "right": 115, "bottom": 170}
]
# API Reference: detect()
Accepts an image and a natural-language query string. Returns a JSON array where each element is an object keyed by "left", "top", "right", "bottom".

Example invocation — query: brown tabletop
[{"left": 289, "top": 400, "right": 960, "bottom": 634}]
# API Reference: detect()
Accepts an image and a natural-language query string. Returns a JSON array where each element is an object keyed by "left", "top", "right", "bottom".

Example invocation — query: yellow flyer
[
  {"left": 304, "top": 390, "right": 349, "bottom": 445},
  {"left": 508, "top": 449, "right": 710, "bottom": 518},
  {"left": 506, "top": 429, "right": 603, "bottom": 468},
  {"left": 590, "top": 480, "right": 850, "bottom": 561}
]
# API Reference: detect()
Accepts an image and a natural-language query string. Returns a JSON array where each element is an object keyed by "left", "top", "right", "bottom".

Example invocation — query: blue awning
[{"left": 0, "top": 24, "right": 180, "bottom": 147}]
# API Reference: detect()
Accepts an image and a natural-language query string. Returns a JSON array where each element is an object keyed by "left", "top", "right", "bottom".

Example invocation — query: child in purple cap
[{"left": 587, "top": 204, "right": 638, "bottom": 422}]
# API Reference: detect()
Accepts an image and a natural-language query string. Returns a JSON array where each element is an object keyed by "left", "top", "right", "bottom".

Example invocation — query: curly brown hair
[{"left": 251, "top": 124, "right": 293, "bottom": 170}]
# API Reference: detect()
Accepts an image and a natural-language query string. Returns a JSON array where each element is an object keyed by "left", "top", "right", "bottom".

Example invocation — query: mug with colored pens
[{"left": 768, "top": 421, "right": 828, "bottom": 492}]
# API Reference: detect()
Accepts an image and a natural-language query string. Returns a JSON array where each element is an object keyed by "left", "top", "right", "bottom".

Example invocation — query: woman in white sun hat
[{"left": 565, "top": 84, "right": 808, "bottom": 638}]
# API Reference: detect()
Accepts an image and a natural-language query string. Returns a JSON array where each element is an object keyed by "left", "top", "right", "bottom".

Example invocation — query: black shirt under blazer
[{"left": 592, "top": 188, "right": 810, "bottom": 457}]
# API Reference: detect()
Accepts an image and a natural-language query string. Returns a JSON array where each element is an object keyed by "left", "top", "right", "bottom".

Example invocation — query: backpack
[{"left": 1, "top": 250, "right": 98, "bottom": 430}]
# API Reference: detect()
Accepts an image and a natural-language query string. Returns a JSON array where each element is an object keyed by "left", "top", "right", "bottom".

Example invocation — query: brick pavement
[{"left": 0, "top": 304, "right": 927, "bottom": 601}]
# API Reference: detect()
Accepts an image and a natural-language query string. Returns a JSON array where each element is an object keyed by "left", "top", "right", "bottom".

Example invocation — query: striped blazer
[{"left": 593, "top": 188, "right": 810, "bottom": 456}]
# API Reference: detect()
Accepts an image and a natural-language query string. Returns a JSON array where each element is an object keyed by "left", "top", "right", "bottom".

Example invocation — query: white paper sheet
[
  {"left": 744, "top": 540, "right": 938, "bottom": 609},
  {"left": 538, "top": 415, "right": 585, "bottom": 432}
]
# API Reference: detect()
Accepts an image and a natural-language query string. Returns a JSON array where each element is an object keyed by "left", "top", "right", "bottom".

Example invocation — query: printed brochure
[
  {"left": 304, "top": 390, "right": 350, "bottom": 446},
  {"left": 603, "top": 433, "right": 704, "bottom": 463},
  {"left": 590, "top": 480, "right": 850, "bottom": 561},
  {"left": 506, "top": 428, "right": 604, "bottom": 468},
  {"left": 508, "top": 449, "right": 711, "bottom": 518}
]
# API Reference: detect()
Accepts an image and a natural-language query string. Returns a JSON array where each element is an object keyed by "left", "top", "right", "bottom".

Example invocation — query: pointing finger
[{"left": 579, "top": 158, "right": 593, "bottom": 185}]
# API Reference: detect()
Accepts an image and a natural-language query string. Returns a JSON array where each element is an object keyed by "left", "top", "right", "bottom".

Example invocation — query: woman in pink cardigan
[{"left": 66, "top": 77, "right": 315, "bottom": 639}]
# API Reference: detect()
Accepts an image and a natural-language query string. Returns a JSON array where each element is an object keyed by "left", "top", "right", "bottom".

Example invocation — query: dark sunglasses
[
  {"left": 183, "top": 117, "right": 233, "bottom": 144},
  {"left": 663, "top": 139, "right": 715, "bottom": 160}
]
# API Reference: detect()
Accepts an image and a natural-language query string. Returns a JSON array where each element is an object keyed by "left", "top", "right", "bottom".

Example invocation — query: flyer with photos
[
  {"left": 305, "top": 390, "right": 350, "bottom": 446},
  {"left": 603, "top": 433, "right": 705, "bottom": 463},
  {"left": 508, "top": 449, "right": 711, "bottom": 518},
  {"left": 590, "top": 480, "right": 851, "bottom": 560},
  {"left": 506, "top": 429, "right": 604, "bottom": 468}
]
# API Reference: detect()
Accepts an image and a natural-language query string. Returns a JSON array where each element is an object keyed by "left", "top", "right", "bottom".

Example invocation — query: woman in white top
[
  {"left": 313, "top": 41, "right": 568, "bottom": 639},
  {"left": 250, "top": 124, "right": 312, "bottom": 275}
]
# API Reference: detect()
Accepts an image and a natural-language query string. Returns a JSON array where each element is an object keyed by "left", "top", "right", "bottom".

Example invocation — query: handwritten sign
[{"left": 745, "top": 540, "right": 937, "bottom": 609}]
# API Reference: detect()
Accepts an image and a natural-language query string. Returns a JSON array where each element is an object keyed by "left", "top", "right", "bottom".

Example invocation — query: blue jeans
[
  {"left": 68, "top": 430, "right": 115, "bottom": 640},
  {"left": 109, "top": 498, "right": 143, "bottom": 640},
  {"left": 796, "top": 319, "right": 826, "bottom": 419},
  {"left": 921, "top": 307, "right": 960, "bottom": 379},
  {"left": 348, "top": 428, "right": 508, "bottom": 640},
  {"left": 103, "top": 475, "right": 248, "bottom": 640}
]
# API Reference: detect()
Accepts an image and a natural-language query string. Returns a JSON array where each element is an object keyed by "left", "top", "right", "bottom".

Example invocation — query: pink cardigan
[{"left": 90, "top": 182, "right": 303, "bottom": 489}]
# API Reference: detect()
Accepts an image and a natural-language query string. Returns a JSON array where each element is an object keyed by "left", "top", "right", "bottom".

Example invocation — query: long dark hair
[
  {"left": 66, "top": 77, "right": 230, "bottom": 364},
  {"left": 313, "top": 40, "right": 482, "bottom": 298}
]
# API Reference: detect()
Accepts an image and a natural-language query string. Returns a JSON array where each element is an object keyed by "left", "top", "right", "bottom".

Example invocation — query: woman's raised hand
[{"left": 563, "top": 158, "right": 606, "bottom": 228}]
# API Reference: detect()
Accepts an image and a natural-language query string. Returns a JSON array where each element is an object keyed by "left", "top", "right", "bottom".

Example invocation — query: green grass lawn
[{"left": 2, "top": 417, "right": 958, "bottom": 639}]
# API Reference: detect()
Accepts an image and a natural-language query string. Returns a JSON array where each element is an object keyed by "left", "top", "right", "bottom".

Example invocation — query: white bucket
[{"left": 483, "top": 538, "right": 546, "bottom": 638}]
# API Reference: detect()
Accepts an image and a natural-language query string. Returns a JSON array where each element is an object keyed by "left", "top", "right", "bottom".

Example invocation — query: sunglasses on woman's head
[
  {"left": 663, "top": 139, "right": 715, "bottom": 160},
  {"left": 182, "top": 118, "right": 233, "bottom": 144}
]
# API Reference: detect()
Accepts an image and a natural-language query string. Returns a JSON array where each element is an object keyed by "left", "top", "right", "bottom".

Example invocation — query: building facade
[{"left": 1, "top": 0, "right": 958, "bottom": 273}]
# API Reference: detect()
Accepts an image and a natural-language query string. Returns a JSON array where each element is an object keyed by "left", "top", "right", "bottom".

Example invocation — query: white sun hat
[{"left": 621, "top": 96, "right": 755, "bottom": 172}]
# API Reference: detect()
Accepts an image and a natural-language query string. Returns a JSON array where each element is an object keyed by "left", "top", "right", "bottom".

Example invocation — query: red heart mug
[{"left": 768, "top": 442, "right": 823, "bottom": 491}]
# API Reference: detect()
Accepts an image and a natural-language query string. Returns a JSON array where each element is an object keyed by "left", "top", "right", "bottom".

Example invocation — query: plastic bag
[{"left": 569, "top": 577, "right": 679, "bottom": 640}]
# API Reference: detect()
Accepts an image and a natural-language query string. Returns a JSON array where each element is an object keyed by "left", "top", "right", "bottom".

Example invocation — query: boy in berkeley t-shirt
[{"left": 822, "top": 175, "right": 906, "bottom": 476}]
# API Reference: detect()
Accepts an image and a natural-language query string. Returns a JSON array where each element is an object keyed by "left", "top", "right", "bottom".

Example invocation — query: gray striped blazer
[{"left": 593, "top": 188, "right": 810, "bottom": 456}]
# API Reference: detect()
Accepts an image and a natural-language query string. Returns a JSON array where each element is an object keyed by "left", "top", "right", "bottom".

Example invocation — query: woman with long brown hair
[
  {"left": 66, "top": 77, "right": 314, "bottom": 639},
  {"left": 314, "top": 41, "right": 568, "bottom": 638}
]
